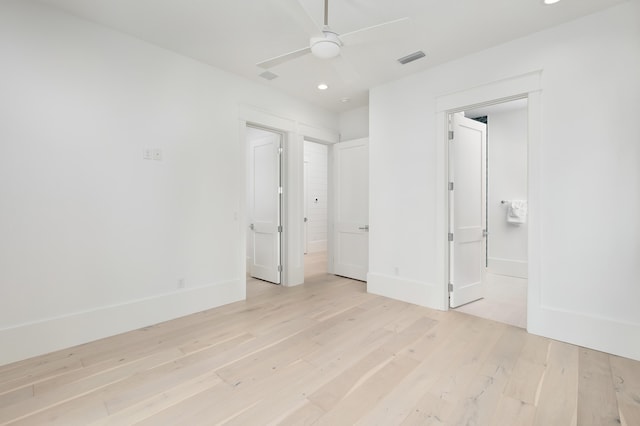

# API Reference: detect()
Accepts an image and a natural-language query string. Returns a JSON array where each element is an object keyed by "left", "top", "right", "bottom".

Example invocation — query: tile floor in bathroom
[{"left": 454, "top": 272, "right": 528, "bottom": 329}]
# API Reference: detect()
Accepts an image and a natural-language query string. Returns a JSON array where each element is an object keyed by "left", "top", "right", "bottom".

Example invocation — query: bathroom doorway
[{"left": 452, "top": 98, "right": 528, "bottom": 328}]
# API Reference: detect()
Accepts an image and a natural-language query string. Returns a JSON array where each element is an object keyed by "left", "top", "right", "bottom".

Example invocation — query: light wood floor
[
  {"left": 304, "top": 251, "right": 328, "bottom": 279},
  {"left": 1, "top": 274, "right": 639, "bottom": 425}
]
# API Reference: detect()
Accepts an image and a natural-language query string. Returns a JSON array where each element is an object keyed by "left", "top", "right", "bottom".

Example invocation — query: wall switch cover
[{"left": 143, "top": 148, "right": 152, "bottom": 160}]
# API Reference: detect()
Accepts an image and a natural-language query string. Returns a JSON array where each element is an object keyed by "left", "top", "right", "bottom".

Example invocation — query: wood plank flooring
[{"left": 0, "top": 273, "right": 639, "bottom": 425}]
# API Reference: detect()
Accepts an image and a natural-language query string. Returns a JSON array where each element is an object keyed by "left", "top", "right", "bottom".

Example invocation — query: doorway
[
  {"left": 449, "top": 98, "right": 529, "bottom": 328},
  {"left": 303, "top": 139, "right": 329, "bottom": 279},
  {"left": 246, "top": 125, "right": 282, "bottom": 285}
]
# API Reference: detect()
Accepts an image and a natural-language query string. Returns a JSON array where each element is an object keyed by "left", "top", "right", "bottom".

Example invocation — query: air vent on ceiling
[
  {"left": 397, "top": 50, "right": 426, "bottom": 65},
  {"left": 259, "top": 71, "right": 279, "bottom": 80}
]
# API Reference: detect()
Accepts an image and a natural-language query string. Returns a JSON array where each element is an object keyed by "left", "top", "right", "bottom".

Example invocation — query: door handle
[
  {"left": 304, "top": 217, "right": 308, "bottom": 223},
  {"left": 249, "top": 223, "right": 254, "bottom": 230},
  {"left": 359, "top": 225, "right": 369, "bottom": 231}
]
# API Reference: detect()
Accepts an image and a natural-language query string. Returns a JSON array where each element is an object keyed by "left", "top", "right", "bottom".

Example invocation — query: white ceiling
[{"left": 37, "top": 0, "right": 627, "bottom": 113}]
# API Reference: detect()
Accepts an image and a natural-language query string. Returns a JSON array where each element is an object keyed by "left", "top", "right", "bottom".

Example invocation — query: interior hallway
[{"left": 304, "top": 251, "right": 328, "bottom": 279}]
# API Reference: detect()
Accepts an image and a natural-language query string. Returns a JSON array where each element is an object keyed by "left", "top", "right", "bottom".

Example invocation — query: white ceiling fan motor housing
[{"left": 311, "top": 30, "right": 342, "bottom": 59}]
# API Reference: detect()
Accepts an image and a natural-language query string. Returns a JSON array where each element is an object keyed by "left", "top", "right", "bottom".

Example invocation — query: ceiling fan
[{"left": 257, "top": 0, "right": 409, "bottom": 70}]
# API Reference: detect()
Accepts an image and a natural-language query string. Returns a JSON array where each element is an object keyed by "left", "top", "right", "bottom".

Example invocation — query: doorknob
[
  {"left": 304, "top": 217, "right": 308, "bottom": 222},
  {"left": 359, "top": 225, "right": 369, "bottom": 231},
  {"left": 249, "top": 223, "right": 254, "bottom": 230}
]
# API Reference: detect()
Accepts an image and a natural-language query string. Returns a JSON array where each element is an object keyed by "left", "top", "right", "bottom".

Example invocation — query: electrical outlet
[{"left": 153, "top": 148, "right": 163, "bottom": 161}]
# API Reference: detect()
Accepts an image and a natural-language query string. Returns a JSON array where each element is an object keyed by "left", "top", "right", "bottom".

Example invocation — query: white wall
[
  {"left": 485, "top": 106, "right": 528, "bottom": 278},
  {"left": 0, "top": 0, "right": 337, "bottom": 366},
  {"left": 369, "top": 1, "right": 640, "bottom": 360},
  {"left": 304, "top": 141, "right": 328, "bottom": 253},
  {"left": 339, "top": 106, "right": 369, "bottom": 140}
]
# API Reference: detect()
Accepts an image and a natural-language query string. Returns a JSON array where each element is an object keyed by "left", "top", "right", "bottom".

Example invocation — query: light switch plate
[{"left": 143, "top": 148, "right": 152, "bottom": 160}]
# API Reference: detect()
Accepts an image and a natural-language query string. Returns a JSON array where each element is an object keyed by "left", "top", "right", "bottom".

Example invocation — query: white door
[
  {"left": 449, "top": 114, "right": 487, "bottom": 307},
  {"left": 248, "top": 129, "right": 281, "bottom": 284},
  {"left": 333, "top": 138, "right": 369, "bottom": 281}
]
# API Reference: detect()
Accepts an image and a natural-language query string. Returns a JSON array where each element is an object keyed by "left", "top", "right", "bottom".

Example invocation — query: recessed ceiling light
[
  {"left": 543, "top": 0, "right": 560, "bottom": 4},
  {"left": 317, "top": 83, "right": 329, "bottom": 90}
]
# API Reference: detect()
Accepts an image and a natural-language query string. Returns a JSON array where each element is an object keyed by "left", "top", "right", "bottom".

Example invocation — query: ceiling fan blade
[
  {"left": 275, "top": 0, "right": 322, "bottom": 34},
  {"left": 257, "top": 46, "right": 312, "bottom": 69},
  {"left": 340, "top": 17, "right": 410, "bottom": 46}
]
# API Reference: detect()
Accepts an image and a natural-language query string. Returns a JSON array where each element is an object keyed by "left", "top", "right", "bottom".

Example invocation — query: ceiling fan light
[{"left": 311, "top": 39, "right": 341, "bottom": 59}]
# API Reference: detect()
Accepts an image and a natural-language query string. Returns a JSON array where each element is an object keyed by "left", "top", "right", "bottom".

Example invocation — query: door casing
[
  {"left": 435, "top": 71, "right": 542, "bottom": 322},
  {"left": 239, "top": 106, "right": 339, "bottom": 287}
]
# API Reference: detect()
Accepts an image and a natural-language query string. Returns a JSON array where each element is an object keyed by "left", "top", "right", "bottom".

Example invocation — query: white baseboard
[
  {"left": 0, "top": 279, "right": 244, "bottom": 367},
  {"left": 528, "top": 305, "right": 640, "bottom": 361},
  {"left": 487, "top": 257, "right": 528, "bottom": 278},
  {"left": 367, "top": 273, "right": 446, "bottom": 311}
]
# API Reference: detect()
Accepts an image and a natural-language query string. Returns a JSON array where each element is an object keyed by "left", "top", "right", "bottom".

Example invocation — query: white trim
[
  {"left": 529, "top": 306, "right": 640, "bottom": 362},
  {"left": 487, "top": 258, "right": 528, "bottom": 278},
  {"left": 436, "top": 71, "right": 543, "bottom": 112},
  {"left": 435, "top": 72, "right": 542, "bottom": 321},
  {"left": 239, "top": 106, "right": 338, "bottom": 287},
  {"left": 284, "top": 131, "right": 305, "bottom": 286},
  {"left": 526, "top": 90, "right": 543, "bottom": 332},
  {"left": 239, "top": 105, "right": 296, "bottom": 133},
  {"left": 0, "top": 280, "right": 243, "bottom": 366},
  {"left": 298, "top": 122, "right": 339, "bottom": 144},
  {"left": 367, "top": 273, "right": 437, "bottom": 308}
]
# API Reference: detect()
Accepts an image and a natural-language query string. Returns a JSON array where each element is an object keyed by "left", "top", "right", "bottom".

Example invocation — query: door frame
[
  {"left": 303, "top": 158, "right": 309, "bottom": 255},
  {"left": 435, "top": 71, "right": 542, "bottom": 325},
  {"left": 239, "top": 106, "right": 339, "bottom": 287},
  {"left": 304, "top": 137, "right": 336, "bottom": 276}
]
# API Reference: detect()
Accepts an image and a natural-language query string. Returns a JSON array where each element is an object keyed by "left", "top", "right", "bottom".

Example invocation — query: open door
[
  {"left": 333, "top": 138, "right": 369, "bottom": 281},
  {"left": 248, "top": 127, "right": 281, "bottom": 284},
  {"left": 449, "top": 114, "right": 486, "bottom": 307}
]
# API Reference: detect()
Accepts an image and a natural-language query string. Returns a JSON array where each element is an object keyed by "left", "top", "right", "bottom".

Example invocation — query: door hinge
[
  {"left": 448, "top": 182, "right": 454, "bottom": 191},
  {"left": 448, "top": 130, "right": 454, "bottom": 140},
  {"left": 277, "top": 225, "right": 283, "bottom": 232},
  {"left": 448, "top": 232, "right": 454, "bottom": 242},
  {"left": 278, "top": 265, "right": 283, "bottom": 272},
  {"left": 278, "top": 186, "right": 283, "bottom": 194},
  {"left": 448, "top": 283, "right": 453, "bottom": 292}
]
